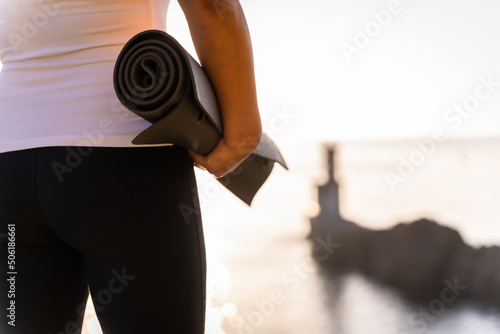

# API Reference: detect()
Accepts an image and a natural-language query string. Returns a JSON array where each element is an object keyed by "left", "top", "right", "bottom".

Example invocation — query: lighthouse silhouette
[{"left": 310, "top": 144, "right": 358, "bottom": 236}]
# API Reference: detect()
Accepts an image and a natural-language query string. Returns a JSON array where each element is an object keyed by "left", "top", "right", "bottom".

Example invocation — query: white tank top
[{"left": 0, "top": 0, "right": 171, "bottom": 154}]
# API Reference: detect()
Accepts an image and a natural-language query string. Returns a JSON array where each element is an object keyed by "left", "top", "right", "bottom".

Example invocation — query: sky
[{"left": 168, "top": 0, "right": 500, "bottom": 143}]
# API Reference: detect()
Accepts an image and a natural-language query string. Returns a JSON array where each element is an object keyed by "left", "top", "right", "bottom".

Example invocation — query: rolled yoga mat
[{"left": 113, "top": 29, "right": 288, "bottom": 206}]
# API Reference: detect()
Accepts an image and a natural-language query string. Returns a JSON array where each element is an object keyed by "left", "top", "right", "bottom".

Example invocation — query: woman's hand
[{"left": 188, "top": 127, "right": 262, "bottom": 178}]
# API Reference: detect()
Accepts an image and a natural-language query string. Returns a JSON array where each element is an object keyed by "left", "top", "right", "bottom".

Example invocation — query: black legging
[{"left": 0, "top": 146, "right": 206, "bottom": 334}]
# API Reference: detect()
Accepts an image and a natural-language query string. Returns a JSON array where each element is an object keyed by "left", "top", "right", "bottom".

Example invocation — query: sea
[{"left": 83, "top": 137, "right": 500, "bottom": 334}]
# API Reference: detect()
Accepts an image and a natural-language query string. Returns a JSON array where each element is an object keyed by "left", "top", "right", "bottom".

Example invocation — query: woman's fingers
[{"left": 188, "top": 136, "right": 257, "bottom": 178}]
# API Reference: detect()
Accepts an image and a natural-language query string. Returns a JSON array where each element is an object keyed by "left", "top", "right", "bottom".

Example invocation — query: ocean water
[{"left": 82, "top": 137, "right": 500, "bottom": 333}]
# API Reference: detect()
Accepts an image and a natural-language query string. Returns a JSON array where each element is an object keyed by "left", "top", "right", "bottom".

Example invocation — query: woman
[{"left": 0, "top": 0, "right": 262, "bottom": 333}]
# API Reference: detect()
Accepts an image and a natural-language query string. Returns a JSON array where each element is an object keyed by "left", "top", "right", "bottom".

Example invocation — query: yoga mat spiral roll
[{"left": 114, "top": 30, "right": 288, "bottom": 205}]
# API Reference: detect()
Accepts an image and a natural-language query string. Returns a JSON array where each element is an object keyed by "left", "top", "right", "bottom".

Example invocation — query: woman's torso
[{"left": 0, "top": 0, "right": 170, "bottom": 153}]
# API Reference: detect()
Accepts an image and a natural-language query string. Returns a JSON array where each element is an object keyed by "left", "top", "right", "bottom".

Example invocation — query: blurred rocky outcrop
[
  {"left": 309, "top": 218, "right": 500, "bottom": 302},
  {"left": 310, "top": 144, "right": 500, "bottom": 302}
]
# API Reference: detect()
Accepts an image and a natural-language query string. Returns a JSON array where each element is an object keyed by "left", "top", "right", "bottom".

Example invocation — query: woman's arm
[{"left": 177, "top": 0, "right": 262, "bottom": 177}]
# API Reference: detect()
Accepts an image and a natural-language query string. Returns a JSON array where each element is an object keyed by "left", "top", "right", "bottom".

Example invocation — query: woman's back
[{"left": 0, "top": 0, "right": 170, "bottom": 153}]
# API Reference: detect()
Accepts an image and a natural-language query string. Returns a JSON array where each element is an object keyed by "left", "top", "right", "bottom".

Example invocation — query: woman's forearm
[{"left": 178, "top": 0, "right": 262, "bottom": 176}]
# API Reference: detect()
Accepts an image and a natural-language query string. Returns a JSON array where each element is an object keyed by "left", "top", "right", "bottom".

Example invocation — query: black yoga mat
[{"left": 113, "top": 30, "right": 288, "bottom": 205}]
